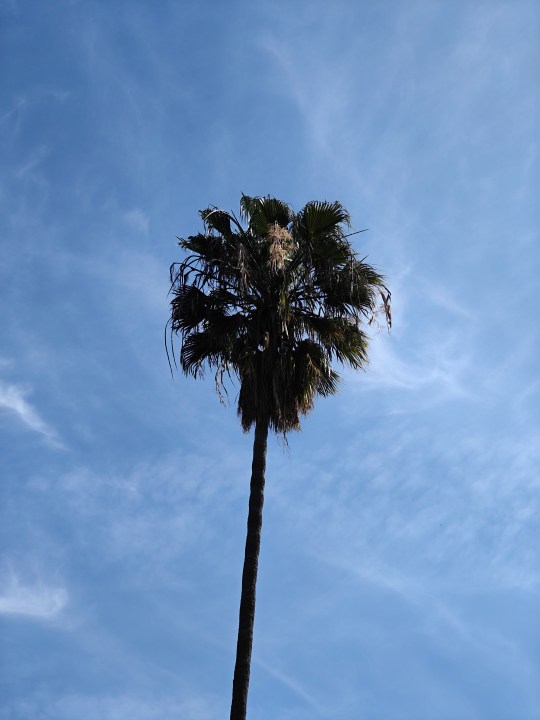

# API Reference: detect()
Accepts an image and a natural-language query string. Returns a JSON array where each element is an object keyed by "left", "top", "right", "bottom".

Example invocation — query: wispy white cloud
[
  {"left": 0, "top": 569, "right": 68, "bottom": 619},
  {"left": 7, "top": 693, "right": 221, "bottom": 720},
  {"left": 0, "top": 380, "right": 63, "bottom": 447},
  {"left": 414, "top": 276, "right": 473, "bottom": 320},
  {"left": 15, "top": 144, "right": 50, "bottom": 179},
  {"left": 349, "top": 332, "right": 469, "bottom": 407},
  {"left": 260, "top": 26, "right": 348, "bottom": 160},
  {"left": 0, "top": 94, "right": 28, "bottom": 132},
  {"left": 46, "top": 442, "right": 253, "bottom": 576},
  {"left": 124, "top": 208, "right": 149, "bottom": 234},
  {"left": 315, "top": 552, "right": 535, "bottom": 681},
  {"left": 79, "top": 247, "right": 166, "bottom": 320},
  {"left": 340, "top": 263, "right": 479, "bottom": 406},
  {"left": 255, "top": 656, "right": 324, "bottom": 713},
  {"left": 267, "top": 411, "right": 540, "bottom": 596}
]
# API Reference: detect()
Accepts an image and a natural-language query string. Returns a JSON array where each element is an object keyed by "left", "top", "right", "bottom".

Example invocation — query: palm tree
[{"left": 167, "top": 195, "right": 390, "bottom": 720}]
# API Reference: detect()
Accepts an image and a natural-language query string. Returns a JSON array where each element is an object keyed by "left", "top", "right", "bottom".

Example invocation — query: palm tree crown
[{"left": 168, "top": 195, "right": 390, "bottom": 432}]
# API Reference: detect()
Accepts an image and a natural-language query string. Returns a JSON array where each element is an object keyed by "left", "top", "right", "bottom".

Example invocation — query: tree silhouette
[{"left": 168, "top": 195, "right": 390, "bottom": 719}]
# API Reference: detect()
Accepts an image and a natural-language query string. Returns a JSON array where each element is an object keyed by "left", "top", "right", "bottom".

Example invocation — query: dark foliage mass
[{"left": 168, "top": 195, "right": 390, "bottom": 433}]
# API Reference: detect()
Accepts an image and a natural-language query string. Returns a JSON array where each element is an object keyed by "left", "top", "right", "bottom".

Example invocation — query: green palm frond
[
  {"left": 296, "top": 200, "right": 350, "bottom": 239},
  {"left": 292, "top": 313, "right": 368, "bottom": 368},
  {"left": 240, "top": 195, "right": 293, "bottom": 236},
  {"left": 180, "top": 330, "right": 227, "bottom": 376},
  {"left": 170, "top": 284, "right": 208, "bottom": 333},
  {"left": 200, "top": 208, "right": 233, "bottom": 237},
  {"left": 239, "top": 194, "right": 258, "bottom": 223},
  {"left": 294, "top": 340, "right": 340, "bottom": 406},
  {"left": 254, "top": 197, "right": 292, "bottom": 231},
  {"left": 180, "top": 233, "right": 232, "bottom": 266}
]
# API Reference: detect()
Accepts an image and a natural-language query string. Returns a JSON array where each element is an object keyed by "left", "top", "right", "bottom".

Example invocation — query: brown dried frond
[
  {"left": 368, "top": 286, "right": 392, "bottom": 333},
  {"left": 380, "top": 286, "right": 392, "bottom": 329},
  {"left": 267, "top": 223, "right": 294, "bottom": 270}
]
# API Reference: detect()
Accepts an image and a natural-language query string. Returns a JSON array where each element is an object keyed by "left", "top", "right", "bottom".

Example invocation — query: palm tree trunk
[{"left": 229, "top": 417, "right": 269, "bottom": 720}]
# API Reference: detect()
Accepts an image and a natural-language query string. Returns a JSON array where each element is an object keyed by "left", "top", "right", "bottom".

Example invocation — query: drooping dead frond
[
  {"left": 380, "top": 286, "right": 392, "bottom": 330},
  {"left": 237, "top": 243, "right": 249, "bottom": 292},
  {"left": 368, "top": 286, "right": 392, "bottom": 333}
]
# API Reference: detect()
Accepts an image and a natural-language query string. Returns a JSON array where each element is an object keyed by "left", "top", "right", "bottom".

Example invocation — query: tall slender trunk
[{"left": 229, "top": 417, "right": 269, "bottom": 720}]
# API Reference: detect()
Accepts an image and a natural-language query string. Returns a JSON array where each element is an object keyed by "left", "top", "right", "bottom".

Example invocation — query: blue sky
[{"left": 1, "top": 1, "right": 539, "bottom": 718}]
